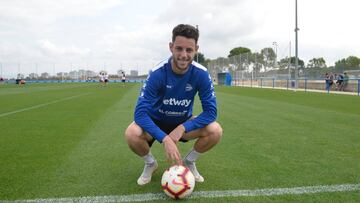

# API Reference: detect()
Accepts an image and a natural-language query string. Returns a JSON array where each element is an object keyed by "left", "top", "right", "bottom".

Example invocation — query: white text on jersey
[{"left": 163, "top": 98, "right": 191, "bottom": 107}]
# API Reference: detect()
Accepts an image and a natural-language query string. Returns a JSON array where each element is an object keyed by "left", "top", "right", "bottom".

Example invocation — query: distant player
[
  {"left": 335, "top": 73, "right": 344, "bottom": 90},
  {"left": 99, "top": 71, "right": 108, "bottom": 86},
  {"left": 15, "top": 78, "right": 26, "bottom": 85},
  {"left": 121, "top": 72, "right": 126, "bottom": 86},
  {"left": 124, "top": 24, "right": 223, "bottom": 185}
]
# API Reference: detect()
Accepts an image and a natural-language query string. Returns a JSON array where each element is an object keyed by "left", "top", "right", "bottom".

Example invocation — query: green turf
[{"left": 0, "top": 83, "right": 359, "bottom": 202}]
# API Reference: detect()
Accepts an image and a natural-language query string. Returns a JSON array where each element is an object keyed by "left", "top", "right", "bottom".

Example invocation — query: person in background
[
  {"left": 99, "top": 71, "right": 108, "bottom": 86},
  {"left": 340, "top": 72, "right": 349, "bottom": 91},
  {"left": 335, "top": 73, "right": 344, "bottom": 90},
  {"left": 121, "top": 72, "right": 126, "bottom": 86},
  {"left": 325, "top": 72, "right": 331, "bottom": 91}
]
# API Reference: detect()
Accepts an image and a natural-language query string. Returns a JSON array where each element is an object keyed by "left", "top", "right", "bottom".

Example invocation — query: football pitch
[{"left": 1, "top": 83, "right": 360, "bottom": 202}]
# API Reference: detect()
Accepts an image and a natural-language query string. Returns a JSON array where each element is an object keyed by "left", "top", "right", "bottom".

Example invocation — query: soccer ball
[{"left": 161, "top": 165, "right": 195, "bottom": 199}]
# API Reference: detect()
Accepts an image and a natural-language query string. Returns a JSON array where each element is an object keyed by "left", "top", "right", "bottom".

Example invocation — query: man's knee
[
  {"left": 206, "top": 122, "right": 223, "bottom": 141},
  {"left": 125, "top": 122, "right": 143, "bottom": 142}
]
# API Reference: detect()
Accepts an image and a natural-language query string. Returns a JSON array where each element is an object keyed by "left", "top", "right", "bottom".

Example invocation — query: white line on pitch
[
  {"left": 0, "top": 92, "right": 92, "bottom": 118},
  {"left": 1, "top": 183, "right": 359, "bottom": 203}
]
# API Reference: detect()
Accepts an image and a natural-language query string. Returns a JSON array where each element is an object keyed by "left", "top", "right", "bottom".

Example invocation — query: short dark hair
[{"left": 172, "top": 24, "right": 199, "bottom": 44}]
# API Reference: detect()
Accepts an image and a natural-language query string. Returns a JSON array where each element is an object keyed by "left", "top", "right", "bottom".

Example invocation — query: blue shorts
[{"left": 147, "top": 117, "right": 190, "bottom": 146}]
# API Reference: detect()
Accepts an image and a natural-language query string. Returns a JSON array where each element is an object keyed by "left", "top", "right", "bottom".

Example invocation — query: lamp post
[
  {"left": 35, "top": 63, "right": 38, "bottom": 79},
  {"left": 295, "top": 0, "right": 299, "bottom": 89},
  {"left": 272, "top": 42, "right": 278, "bottom": 68},
  {"left": 288, "top": 41, "right": 291, "bottom": 80}
]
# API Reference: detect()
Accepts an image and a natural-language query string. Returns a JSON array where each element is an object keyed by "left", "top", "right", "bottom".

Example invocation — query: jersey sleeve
[
  {"left": 134, "top": 72, "right": 167, "bottom": 142},
  {"left": 182, "top": 72, "right": 217, "bottom": 132}
]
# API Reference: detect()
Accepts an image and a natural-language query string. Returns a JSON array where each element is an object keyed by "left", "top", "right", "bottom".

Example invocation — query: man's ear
[
  {"left": 196, "top": 45, "right": 199, "bottom": 52},
  {"left": 169, "top": 42, "right": 173, "bottom": 52}
]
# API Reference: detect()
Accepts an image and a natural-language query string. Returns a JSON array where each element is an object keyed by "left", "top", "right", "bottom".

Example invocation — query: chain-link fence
[{"left": 207, "top": 54, "right": 360, "bottom": 95}]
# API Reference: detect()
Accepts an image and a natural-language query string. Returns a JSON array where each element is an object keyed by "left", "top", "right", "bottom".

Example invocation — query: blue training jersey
[{"left": 134, "top": 57, "right": 217, "bottom": 142}]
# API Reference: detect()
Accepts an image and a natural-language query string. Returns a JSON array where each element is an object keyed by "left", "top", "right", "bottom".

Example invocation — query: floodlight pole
[
  {"left": 272, "top": 41, "right": 278, "bottom": 68},
  {"left": 53, "top": 63, "right": 55, "bottom": 78},
  {"left": 288, "top": 41, "right": 291, "bottom": 79},
  {"left": 295, "top": 0, "right": 299, "bottom": 89}
]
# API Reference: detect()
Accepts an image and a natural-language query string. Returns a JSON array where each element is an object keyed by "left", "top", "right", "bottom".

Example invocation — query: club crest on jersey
[{"left": 185, "top": 84, "right": 193, "bottom": 91}]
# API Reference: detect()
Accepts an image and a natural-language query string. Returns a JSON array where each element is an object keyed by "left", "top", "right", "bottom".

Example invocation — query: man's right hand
[{"left": 162, "top": 136, "right": 182, "bottom": 165}]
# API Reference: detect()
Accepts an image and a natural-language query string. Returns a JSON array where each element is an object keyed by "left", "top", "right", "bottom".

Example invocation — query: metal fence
[
  {"left": 207, "top": 54, "right": 360, "bottom": 95},
  {"left": 231, "top": 78, "right": 360, "bottom": 96}
]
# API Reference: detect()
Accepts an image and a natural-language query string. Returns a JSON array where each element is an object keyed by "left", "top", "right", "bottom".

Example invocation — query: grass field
[{"left": 1, "top": 83, "right": 360, "bottom": 202}]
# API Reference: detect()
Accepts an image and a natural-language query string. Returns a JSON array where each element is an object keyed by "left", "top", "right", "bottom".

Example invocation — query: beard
[{"left": 173, "top": 56, "right": 193, "bottom": 71}]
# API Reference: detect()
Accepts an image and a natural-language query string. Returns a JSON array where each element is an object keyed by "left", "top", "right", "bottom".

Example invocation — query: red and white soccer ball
[{"left": 161, "top": 165, "right": 195, "bottom": 199}]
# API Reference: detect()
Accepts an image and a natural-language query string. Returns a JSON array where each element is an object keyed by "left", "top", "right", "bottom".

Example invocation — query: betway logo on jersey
[{"left": 163, "top": 98, "right": 191, "bottom": 107}]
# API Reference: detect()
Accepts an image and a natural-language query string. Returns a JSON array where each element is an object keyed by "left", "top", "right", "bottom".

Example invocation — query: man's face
[{"left": 169, "top": 36, "right": 198, "bottom": 74}]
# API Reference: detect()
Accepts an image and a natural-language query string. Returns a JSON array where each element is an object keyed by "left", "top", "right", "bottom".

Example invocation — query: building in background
[{"left": 130, "top": 70, "right": 138, "bottom": 76}]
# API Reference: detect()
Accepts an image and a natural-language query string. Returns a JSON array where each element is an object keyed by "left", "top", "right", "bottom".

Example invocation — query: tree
[
  {"left": 117, "top": 69, "right": 125, "bottom": 76},
  {"left": 287, "top": 57, "right": 305, "bottom": 68},
  {"left": 204, "top": 58, "right": 211, "bottom": 67},
  {"left": 196, "top": 52, "right": 206, "bottom": 66},
  {"left": 277, "top": 56, "right": 305, "bottom": 77},
  {"left": 260, "top": 47, "right": 276, "bottom": 70},
  {"left": 249, "top": 52, "right": 264, "bottom": 76},
  {"left": 346, "top": 56, "right": 360, "bottom": 68},
  {"left": 211, "top": 57, "right": 229, "bottom": 73},
  {"left": 40, "top": 72, "right": 50, "bottom": 79},
  {"left": 335, "top": 56, "right": 360, "bottom": 70},
  {"left": 278, "top": 57, "right": 291, "bottom": 70},
  {"left": 228, "top": 47, "right": 251, "bottom": 57},
  {"left": 307, "top": 57, "right": 327, "bottom": 68},
  {"left": 17, "top": 73, "right": 25, "bottom": 79},
  {"left": 28, "top": 73, "right": 39, "bottom": 79}
]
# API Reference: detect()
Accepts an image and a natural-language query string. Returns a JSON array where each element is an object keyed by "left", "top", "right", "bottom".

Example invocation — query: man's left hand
[{"left": 168, "top": 124, "right": 185, "bottom": 143}]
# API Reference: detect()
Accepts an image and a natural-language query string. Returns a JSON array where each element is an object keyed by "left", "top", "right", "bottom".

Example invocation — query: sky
[{"left": 0, "top": 0, "right": 359, "bottom": 78}]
